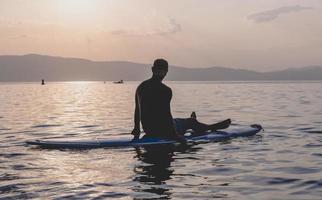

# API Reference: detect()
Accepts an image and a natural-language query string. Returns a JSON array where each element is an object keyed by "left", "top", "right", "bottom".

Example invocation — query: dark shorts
[
  {"left": 142, "top": 118, "right": 190, "bottom": 138},
  {"left": 173, "top": 118, "right": 189, "bottom": 135}
]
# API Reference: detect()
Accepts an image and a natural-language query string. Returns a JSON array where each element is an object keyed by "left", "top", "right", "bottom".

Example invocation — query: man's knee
[
  {"left": 187, "top": 117, "right": 198, "bottom": 124},
  {"left": 184, "top": 118, "right": 199, "bottom": 129}
]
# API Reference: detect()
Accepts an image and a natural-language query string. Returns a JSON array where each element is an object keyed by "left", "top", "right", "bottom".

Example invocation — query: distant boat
[{"left": 113, "top": 80, "right": 124, "bottom": 84}]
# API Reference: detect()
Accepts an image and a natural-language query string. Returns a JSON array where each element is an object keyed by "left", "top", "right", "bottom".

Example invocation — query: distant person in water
[
  {"left": 113, "top": 80, "right": 123, "bottom": 84},
  {"left": 131, "top": 59, "right": 231, "bottom": 142},
  {"left": 41, "top": 79, "right": 45, "bottom": 85}
]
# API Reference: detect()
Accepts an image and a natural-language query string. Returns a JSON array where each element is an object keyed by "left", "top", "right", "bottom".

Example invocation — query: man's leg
[{"left": 182, "top": 112, "right": 231, "bottom": 134}]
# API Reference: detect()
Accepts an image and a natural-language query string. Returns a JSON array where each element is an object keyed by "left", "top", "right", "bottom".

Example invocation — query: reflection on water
[
  {"left": 1, "top": 81, "right": 322, "bottom": 199},
  {"left": 133, "top": 147, "right": 175, "bottom": 199},
  {"left": 132, "top": 144, "right": 201, "bottom": 199}
]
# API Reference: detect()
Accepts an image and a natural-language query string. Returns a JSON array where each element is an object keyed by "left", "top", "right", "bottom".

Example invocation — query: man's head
[{"left": 152, "top": 59, "right": 168, "bottom": 80}]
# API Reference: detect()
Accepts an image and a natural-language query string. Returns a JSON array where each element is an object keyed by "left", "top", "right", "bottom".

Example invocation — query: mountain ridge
[{"left": 0, "top": 54, "right": 322, "bottom": 81}]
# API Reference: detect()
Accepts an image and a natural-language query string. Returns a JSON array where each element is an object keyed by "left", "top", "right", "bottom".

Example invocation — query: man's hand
[
  {"left": 131, "top": 127, "right": 140, "bottom": 135},
  {"left": 132, "top": 135, "right": 140, "bottom": 141},
  {"left": 174, "top": 134, "right": 187, "bottom": 144},
  {"left": 131, "top": 127, "right": 140, "bottom": 140}
]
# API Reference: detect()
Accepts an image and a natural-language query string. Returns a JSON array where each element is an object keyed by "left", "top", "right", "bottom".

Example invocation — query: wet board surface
[{"left": 26, "top": 125, "right": 262, "bottom": 149}]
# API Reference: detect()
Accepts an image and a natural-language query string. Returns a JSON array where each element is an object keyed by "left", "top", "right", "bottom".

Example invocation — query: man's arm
[
  {"left": 131, "top": 89, "right": 141, "bottom": 140},
  {"left": 169, "top": 113, "right": 186, "bottom": 143},
  {"left": 168, "top": 89, "right": 186, "bottom": 143}
]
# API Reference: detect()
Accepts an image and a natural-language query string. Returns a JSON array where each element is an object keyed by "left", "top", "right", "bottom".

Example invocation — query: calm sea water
[{"left": 1, "top": 81, "right": 322, "bottom": 199}]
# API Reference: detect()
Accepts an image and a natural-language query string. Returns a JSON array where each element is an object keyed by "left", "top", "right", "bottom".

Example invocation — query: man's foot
[
  {"left": 210, "top": 119, "right": 231, "bottom": 131},
  {"left": 190, "top": 111, "right": 197, "bottom": 119}
]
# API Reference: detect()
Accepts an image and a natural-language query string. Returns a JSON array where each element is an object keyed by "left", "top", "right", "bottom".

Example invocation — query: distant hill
[{"left": 0, "top": 54, "right": 322, "bottom": 81}]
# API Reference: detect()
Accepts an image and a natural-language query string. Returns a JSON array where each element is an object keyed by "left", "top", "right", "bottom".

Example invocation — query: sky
[{"left": 0, "top": 0, "right": 322, "bottom": 71}]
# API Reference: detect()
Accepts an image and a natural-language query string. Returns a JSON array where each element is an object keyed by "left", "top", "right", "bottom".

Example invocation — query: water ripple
[
  {"left": 1, "top": 82, "right": 322, "bottom": 199},
  {"left": 31, "top": 124, "right": 63, "bottom": 128},
  {"left": 268, "top": 167, "right": 321, "bottom": 174}
]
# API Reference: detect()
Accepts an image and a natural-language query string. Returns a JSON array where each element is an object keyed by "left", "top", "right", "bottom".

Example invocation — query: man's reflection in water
[
  {"left": 132, "top": 145, "right": 198, "bottom": 199},
  {"left": 132, "top": 146, "right": 175, "bottom": 199}
]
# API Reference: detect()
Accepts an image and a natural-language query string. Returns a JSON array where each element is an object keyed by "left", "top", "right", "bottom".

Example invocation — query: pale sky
[{"left": 0, "top": 0, "right": 322, "bottom": 71}]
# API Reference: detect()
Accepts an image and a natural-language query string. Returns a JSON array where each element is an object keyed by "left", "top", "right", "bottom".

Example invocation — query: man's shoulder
[
  {"left": 137, "top": 79, "right": 150, "bottom": 92},
  {"left": 138, "top": 79, "right": 150, "bottom": 88},
  {"left": 137, "top": 79, "right": 172, "bottom": 92},
  {"left": 161, "top": 82, "right": 172, "bottom": 91}
]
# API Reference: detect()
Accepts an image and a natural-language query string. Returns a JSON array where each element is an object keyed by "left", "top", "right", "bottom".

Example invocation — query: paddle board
[{"left": 26, "top": 124, "right": 262, "bottom": 149}]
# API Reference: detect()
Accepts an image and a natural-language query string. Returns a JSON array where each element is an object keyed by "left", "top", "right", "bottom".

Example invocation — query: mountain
[{"left": 0, "top": 54, "right": 322, "bottom": 81}]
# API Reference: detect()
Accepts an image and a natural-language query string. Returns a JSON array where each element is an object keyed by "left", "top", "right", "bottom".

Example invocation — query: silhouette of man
[{"left": 131, "top": 59, "right": 231, "bottom": 142}]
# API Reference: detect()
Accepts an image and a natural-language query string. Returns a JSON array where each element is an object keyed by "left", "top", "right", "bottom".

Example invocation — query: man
[{"left": 131, "top": 59, "right": 231, "bottom": 142}]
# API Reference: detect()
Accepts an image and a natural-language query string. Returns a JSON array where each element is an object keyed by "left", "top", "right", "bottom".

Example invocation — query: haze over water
[{"left": 1, "top": 81, "right": 322, "bottom": 199}]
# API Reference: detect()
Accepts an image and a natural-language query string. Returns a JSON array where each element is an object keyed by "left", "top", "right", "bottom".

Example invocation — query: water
[{"left": 1, "top": 81, "right": 322, "bottom": 199}]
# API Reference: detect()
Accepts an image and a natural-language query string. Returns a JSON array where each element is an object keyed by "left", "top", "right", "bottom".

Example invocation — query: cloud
[
  {"left": 0, "top": 18, "right": 84, "bottom": 41},
  {"left": 247, "top": 5, "right": 313, "bottom": 23},
  {"left": 110, "top": 17, "right": 182, "bottom": 36},
  {"left": 164, "top": 17, "right": 182, "bottom": 35},
  {"left": 8, "top": 34, "right": 29, "bottom": 39},
  {"left": 110, "top": 30, "right": 129, "bottom": 35}
]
